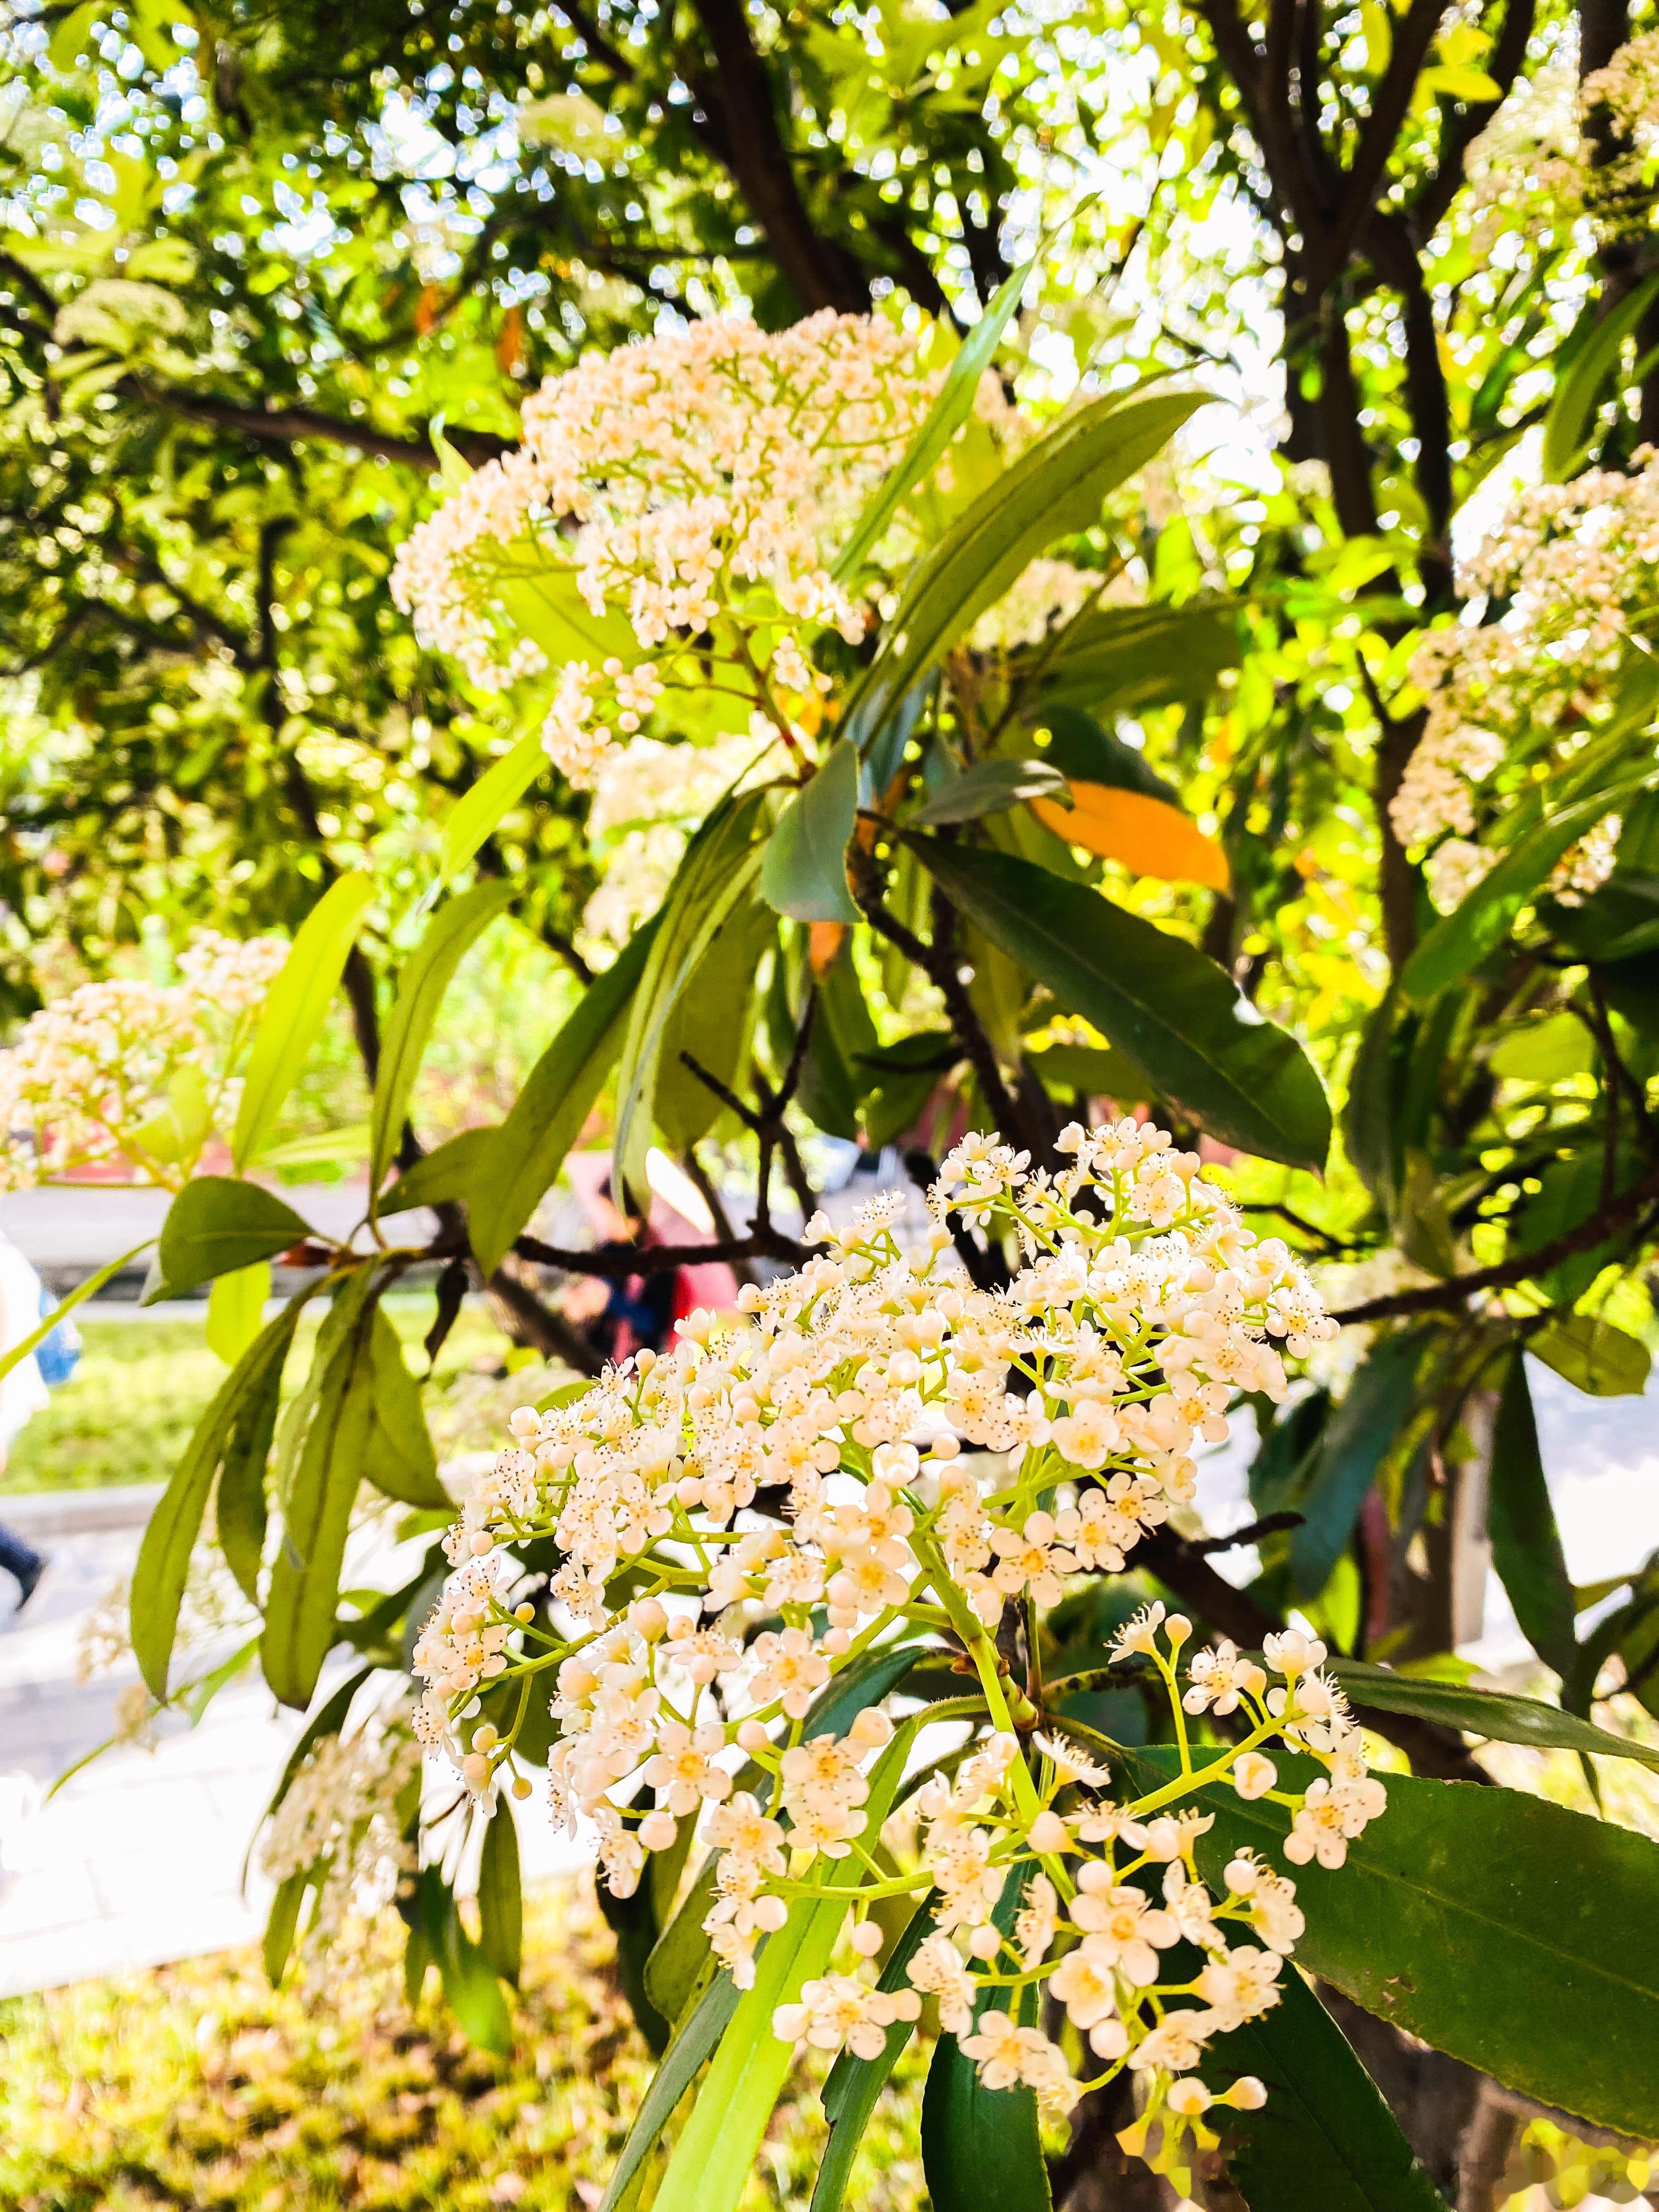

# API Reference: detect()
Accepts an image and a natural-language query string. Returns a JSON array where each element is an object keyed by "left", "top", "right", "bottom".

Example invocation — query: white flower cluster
[
  {"left": 1460, "top": 36, "right": 1659, "bottom": 256},
  {"left": 408, "top": 1122, "right": 1372, "bottom": 2171},
  {"left": 391, "top": 313, "right": 970, "bottom": 777},
  {"left": 259, "top": 1703, "right": 421, "bottom": 1973},
  {"left": 1397, "top": 454, "right": 1659, "bottom": 895},
  {"left": 0, "top": 928, "right": 287, "bottom": 1190}
]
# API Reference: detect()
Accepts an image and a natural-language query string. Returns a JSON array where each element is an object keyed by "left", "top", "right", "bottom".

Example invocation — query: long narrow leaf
[
  {"left": 1328, "top": 1658, "right": 1659, "bottom": 1772},
  {"left": 832, "top": 258, "right": 1031, "bottom": 583},
  {"left": 469, "top": 912, "right": 660, "bottom": 1275},
  {"left": 0, "top": 1239, "right": 150, "bottom": 1391},
  {"left": 439, "top": 731, "right": 545, "bottom": 885},
  {"left": 234, "top": 872, "right": 376, "bottom": 1167},
  {"left": 370, "top": 878, "right": 517, "bottom": 1194}
]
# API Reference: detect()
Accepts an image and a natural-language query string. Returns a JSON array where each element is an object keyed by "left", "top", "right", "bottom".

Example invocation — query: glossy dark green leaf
[
  {"left": 1530, "top": 1311, "right": 1652, "bottom": 1396},
  {"left": 596, "top": 1970, "right": 741, "bottom": 2212},
  {"left": 131, "top": 1300, "right": 307, "bottom": 1696},
  {"left": 1204, "top": 1956, "right": 1443, "bottom": 2211},
  {"left": 1342, "top": 987, "right": 1406, "bottom": 1214},
  {"left": 477, "top": 1806, "right": 523, "bottom": 1985},
  {"left": 812, "top": 1897, "right": 936, "bottom": 2212},
  {"left": 1029, "top": 702, "right": 1180, "bottom": 804},
  {"left": 1289, "top": 1328, "right": 1428, "bottom": 1600},
  {"left": 1121, "top": 1746, "right": 1659, "bottom": 2138},
  {"left": 759, "top": 741, "right": 861, "bottom": 923},
  {"left": 1036, "top": 600, "right": 1241, "bottom": 719},
  {"left": 150, "top": 1176, "right": 310, "bottom": 1301},
  {"left": 1401, "top": 787, "right": 1639, "bottom": 1003},
  {"left": 906, "top": 836, "right": 1330, "bottom": 1169},
  {"left": 853, "top": 388, "right": 1204, "bottom": 746},
  {"left": 1328, "top": 1657, "right": 1659, "bottom": 1773},
  {"left": 910, "top": 757, "right": 1069, "bottom": 826},
  {"left": 378, "top": 1126, "right": 496, "bottom": 1216},
  {"left": 469, "top": 911, "right": 659, "bottom": 1275},
  {"left": 370, "top": 878, "right": 517, "bottom": 1195},
  {"left": 920, "top": 1864, "right": 1051, "bottom": 2212},
  {"left": 1489, "top": 1350, "right": 1577, "bottom": 1679}
]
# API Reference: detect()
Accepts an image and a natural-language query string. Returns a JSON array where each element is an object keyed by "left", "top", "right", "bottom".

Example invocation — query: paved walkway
[
  {"left": 0, "top": 1487, "right": 583, "bottom": 2001},
  {"left": 1, "top": 1357, "right": 1657, "bottom": 2000}
]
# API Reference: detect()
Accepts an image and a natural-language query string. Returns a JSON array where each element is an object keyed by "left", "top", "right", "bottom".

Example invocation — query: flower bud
[
  {"left": 1028, "top": 1809, "right": 1068, "bottom": 1854},
  {"left": 968, "top": 1923, "right": 1003, "bottom": 1961},
  {"left": 637, "top": 1808, "right": 678, "bottom": 1852},
  {"left": 1221, "top": 2076, "right": 1267, "bottom": 2111},
  {"left": 754, "top": 1893, "right": 789, "bottom": 1932},
  {"left": 1233, "top": 1752, "right": 1277, "bottom": 1801},
  {"left": 631, "top": 1597, "right": 668, "bottom": 1641},
  {"left": 850, "top": 1920, "right": 884, "bottom": 1957},
  {"left": 736, "top": 1719, "right": 771, "bottom": 1754},
  {"left": 849, "top": 1707, "right": 892, "bottom": 1750}
]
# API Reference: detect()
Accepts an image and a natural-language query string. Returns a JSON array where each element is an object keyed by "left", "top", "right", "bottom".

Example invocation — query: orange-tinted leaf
[{"left": 1029, "top": 780, "right": 1229, "bottom": 891}]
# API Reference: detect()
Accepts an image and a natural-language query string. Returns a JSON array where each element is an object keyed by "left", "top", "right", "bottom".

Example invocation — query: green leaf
[
  {"left": 597, "top": 1972, "right": 741, "bottom": 2212},
  {"left": 1036, "top": 601, "right": 1241, "bottom": 720},
  {"left": 439, "top": 732, "right": 545, "bottom": 885},
  {"left": 206, "top": 1260, "right": 270, "bottom": 1367},
  {"left": 1327, "top": 1658, "right": 1659, "bottom": 1774},
  {"left": 0, "top": 1239, "right": 151, "bottom": 1392},
  {"left": 151, "top": 1177, "right": 309, "bottom": 1302},
  {"left": 642, "top": 1850, "right": 720, "bottom": 2027},
  {"left": 233, "top": 872, "right": 377, "bottom": 1169},
  {"left": 217, "top": 1295, "right": 311, "bottom": 1604},
  {"left": 812, "top": 1898, "right": 936, "bottom": 2212},
  {"left": 760, "top": 743, "right": 861, "bottom": 923},
  {"left": 263, "top": 1870, "right": 309, "bottom": 1990},
  {"left": 832, "top": 257, "right": 1031, "bottom": 583},
  {"left": 906, "top": 837, "right": 1331, "bottom": 1169},
  {"left": 1489, "top": 1349, "right": 1577, "bottom": 1680},
  {"left": 1543, "top": 271, "right": 1659, "bottom": 481},
  {"left": 477, "top": 1808, "right": 523, "bottom": 1985},
  {"left": 654, "top": 895, "right": 771, "bottom": 1151},
  {"left": 1203, "top": 1957, "right": 1444, "bottom": 2211},
  {"left": 131, "top": 1300, "right": 307, "bottom": 1697},
  {"left": 1025, "top": 1040, "right": 1150, "bottom": 1101},
  {"left": 263, "top": 1288, "right": 380, "bottom": 1709},
  {"left": 851, "top": 388, "right": 1205, "bottom": 748},
  {"left": 651, "top": 1733, "right": 915, "bottom": 2212},
  {"left": 1342, "top": 988, "right": 1406, "bottom": 1214},
  {"left": 920, "top": 1863, "right": 1051, "bottom": 2212},
  {"left": 911, "top": 758, "right": 1070, "bottom": 826},
  {"left": 370, "top": 879, "right": 517, "bottom": 1195},
  {"left": 378, "top": 1126, "right": 496, "bottom": 1216},
  {"left": 469, "top": 913, "right": 660, "bottom": 1276},
  {"left": 1489, "top": 1012, "right": 1598, "bottom": 1084},
  {"left": 418, "top": 1865, "right": 513, "bottom": 2056},
  {"left": 1402, "top": 789, "right": 1639, "bottom": 1003},
  {"left": 614, "top": 795, "right": 767, "bottom": 1198},
  {"left": 365, "top": 1305, "right": 447, "bottom": 1508},
  {"left": 1531, "top": 1311, "right": 1652, "bottom": 1396},
  {"left": 1120, "top": 1746, "right": 1659, "bottom": 2140},
  {"left": 1289, "top": 1329, "right": 1429, "bottom": 1600},
  {"left": 1031, "top": 702, "right": 1181, "bottom": 804}
]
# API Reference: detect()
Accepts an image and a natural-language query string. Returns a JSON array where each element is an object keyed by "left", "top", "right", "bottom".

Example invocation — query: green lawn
[
  {"left": 0, "top": 1884, "right": 928, "bottom": 2212},
  {"left": 1, "top": 1294, "right": 556, "bottom": 1494}
]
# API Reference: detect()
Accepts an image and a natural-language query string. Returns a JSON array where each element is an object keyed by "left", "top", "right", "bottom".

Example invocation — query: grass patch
[
  {"left": 0, "top": 1882, "right": 927, "bottom": 2212},
  {"left": 0, "top": 1295, "right": 556, "bottom": 1495}
]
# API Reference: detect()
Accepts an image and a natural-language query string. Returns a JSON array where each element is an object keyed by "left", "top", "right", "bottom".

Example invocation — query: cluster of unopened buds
[{"left": 410, "top": 1122, "right": 1375, "bottom": 2176}]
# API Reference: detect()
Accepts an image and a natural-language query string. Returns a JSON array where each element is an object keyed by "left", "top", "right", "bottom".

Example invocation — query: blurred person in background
[{"left": 0, "top": 1228, "right": 77, "bottom": 1617}]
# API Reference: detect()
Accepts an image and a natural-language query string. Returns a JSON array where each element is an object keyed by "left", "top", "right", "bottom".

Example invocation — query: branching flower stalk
[{"left": 408, "top": 1121, "right": 1383, "bottom": 2185}]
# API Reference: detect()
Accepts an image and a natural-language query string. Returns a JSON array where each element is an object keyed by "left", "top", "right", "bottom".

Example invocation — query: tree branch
[
  {"left": 1331, "top": 1165, "right": 1659, "bottom": 1322},
  {"left": 131, "top": 380, "right": 511, "bottom": 470},
  {"left": 682, "top": 0, "right": 872, "bottom": 313},
  {"left": 1320, "top": 0, "right": 1451, "bottom": 280}
]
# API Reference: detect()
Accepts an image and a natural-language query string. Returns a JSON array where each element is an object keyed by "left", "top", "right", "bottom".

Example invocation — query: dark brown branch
[
  {"left": 1320, "top": 0, "right": 1449, "bottom": 280},
  {"left": 1331, "top": 1165, "right": 1659, "bottom": 1322},
  {"left": 514, "top": 1227, "right": 808, "bottom": 1275},
  {"left": 683, "top": 0, "right": 871, "bottom": 313},
  {"left": 131, "top": 379, "right": 510, "bottom": 470}
]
